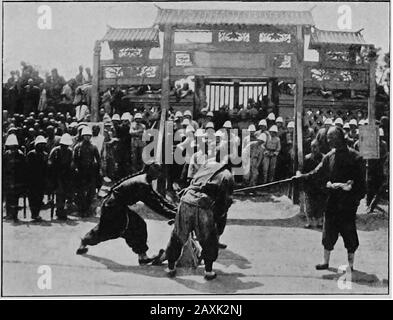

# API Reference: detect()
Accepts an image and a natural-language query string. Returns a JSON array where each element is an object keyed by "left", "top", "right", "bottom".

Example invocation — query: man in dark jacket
[
  {"left": 72, "top": 126, "right": 101, "bottom": 217},
  {"left": 162, "top": 160, "right": 234, "bottom": 280},
  {"left": 303, "top": 139, "right": 326, "bottom": 228},
  {"left": 26, "top": 135, "right": 48, "bottom": 221},
  {"left": 3, "top": 134, "right": 26, "bottom": 222},
  {"left": 76, "top": 163, "right": 177, "bottom": 265},
  {"left": 296, "top": 126, "right": 366, "bottom": 271},
  {"left": 48, "top": 133, "right": 74, "bottom": 220}
]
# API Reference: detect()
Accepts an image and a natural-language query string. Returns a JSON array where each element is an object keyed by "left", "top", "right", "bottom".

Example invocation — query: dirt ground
[{"left": 1, "top": 193, "right": 389, "bottom": 296}]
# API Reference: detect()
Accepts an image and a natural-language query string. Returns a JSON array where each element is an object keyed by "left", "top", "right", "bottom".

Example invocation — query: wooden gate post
[
  {"left": 157, "top": 25, "right": 173, "bottom": 195},
  {"left": 294, "top": 25, "right": 305, "bottom": 210},
  {"left": 368, "top": 51, "right": 377, "bottom": 124},
  {"left": 91, "top": 40, "right": 101, "bottom": 122}
]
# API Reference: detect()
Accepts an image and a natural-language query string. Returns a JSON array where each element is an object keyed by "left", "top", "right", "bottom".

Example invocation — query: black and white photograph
[{"left": 0, "top": 1, "right": 390, "bottom": 299}]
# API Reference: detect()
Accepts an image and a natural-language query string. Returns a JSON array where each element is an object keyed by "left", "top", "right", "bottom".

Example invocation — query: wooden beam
[
  {"left": 368, "top": 57, "right": 377, "bottom": 124},
  {"left": 157, "top": 25, "right": 173, "bottom": 164},
  {"left": 91, "top": 41, "right": 101, "bottom": 122},
  {"left": 294, "top": 25, "right": 305, "bottom": 209},
  {"left": 295, "top": 25, "right": 304, "bottom": 172}
]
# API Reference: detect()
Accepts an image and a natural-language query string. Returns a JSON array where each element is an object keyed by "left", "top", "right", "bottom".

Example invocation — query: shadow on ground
[
  {"left": 217, "top": 249, "right": 252, "bottom": 270},
  {"left": 82, "top": 252, "right": 263, "bottom": 294},
  {"left": 321, "top": 267, "right": 389, "bottom": 289}
]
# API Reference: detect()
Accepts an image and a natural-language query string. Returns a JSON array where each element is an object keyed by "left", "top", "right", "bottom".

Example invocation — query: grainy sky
[{"left": 3, "top": 1, "right": 390, "bottom": 81}]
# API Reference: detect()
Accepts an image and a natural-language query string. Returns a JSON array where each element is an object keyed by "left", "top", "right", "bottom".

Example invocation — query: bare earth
[{"left": 2, "top": 194, "right": 389, "bottom": 296}]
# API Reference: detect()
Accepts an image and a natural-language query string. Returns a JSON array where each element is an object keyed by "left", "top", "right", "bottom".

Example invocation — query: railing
[{"left": 304, "top": 62, "right": 369, "bottom": 90}]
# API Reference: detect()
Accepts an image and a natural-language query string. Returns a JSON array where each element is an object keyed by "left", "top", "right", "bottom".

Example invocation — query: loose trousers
[
  {"left": 165, "top": 201, "right": 219, "bottom": 271},
  {"left": 81, "top": 198, "right": 148, "bottom": 255}
]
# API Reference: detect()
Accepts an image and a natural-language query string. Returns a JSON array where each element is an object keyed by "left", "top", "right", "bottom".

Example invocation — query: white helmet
[
  {"left": 81, "top": 126, "right": 92, "bottom": 136},
  {"left": 175, "top": 111, "right": 183, "bottom": 118},
  {"left": 205, "top": 122, "right": 214, "bottom": 129},
  {"left": 358, "top": 119, "right": 365, "bottom": 126},
  {"left": 195, "top": 128, "right": 206, "bottom": 137},
  {"left": 343, "top": 122, "right": 350, "bottom": 129},
  {"left": 215, "top": 130, "right": 225, "bottom": 138},
  {"left": 269, "top": 125, "right": 278, "bottom": 133},
  {"left": 258, "top": 119, "right": 267, "bottom": 127},
  {"left": 181, "top": 118, "right": 190, "bottom": 126},
  {"left": 134, "top": 113, "right": 142, "bottom": 120},
  {"left": 276, "top": 117, "right": 284, "bottom": 123},
  {"left": 207, "top": 111, "right": 214, "bottom": 117},
  {"left": 60, "top": 133, "right": 73, "bottom": 146},
  {"left": 121, "top": 112, "right": 132, "bottom": 121},
  {"left": 5, "top": 134, "right": 18, "bottom": 146},
  {"left": 349, "top": 119, "right": 358, "bottom": 127},
  {"left": 112, "top": 114, "right": 120, "bottom": 121},
  {"left": 223, "top": 120, "right": 232, "bottom": 129},
  {"left": 287, "top": 121, "right": 295, "bottom": 128},
  {"left": 185, "top": 125, "right": 195, "bottom": 134},
  {"left": 248, "top": 124, "right": 256, "bottom": 132},
  {"left": 334, "top": 118, "right": 343, "bottom": 126},
  {"left": 324, "top": 118, "right": 333, "bottom": 126},
  {"left": 379, "top": 128, "right": 384, "bottom": 137},
  {"left": 267, "top": 113, "right": 276, "bottom": 121},
  {"left": 34, "top": 135, "right": 47, "bottom": 146},
  {"left": 184, "top": 110, "right": 192, "bottom": 117},
  {"left": 257, "top": 132, "right": 267, "bottom": 142},
  {"left": 364, "top": 119, "right": 369, "bottom": 125}
]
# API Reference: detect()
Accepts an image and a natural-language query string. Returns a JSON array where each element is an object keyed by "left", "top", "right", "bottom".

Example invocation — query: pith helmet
[
  {"left": 223, "top": 121, "right": 232, "bottom": 129},
  {"left": 5, "top": 134, "right": 18, "bottom": 146},
  {"left": 269, "top": 125, "right": 278, "bottom": 133},
  {"left": 81, "top": 126, "right": 92, "bottom": 136},
  {"left": 184, "top": 110, "right": 192, "bottom": 117},
  {"left": 134, "top": 113, "right": 143, "bottom": 120},
  {"left": 267, "top": 113, "right": 276, "bottom": 121},
  {"left": 60, "top": 133, "right": 73, "bottom": 146},
  {"left": 334, "top": 118, "right": 343, "bottom": 126},
  {"left": 205, "top": 122, "right": 214, "bottom": 129},
  {"left": 287, "top": 121, "right": 295, "bottom": 128},
  {"left": 112, "top": 114, "right": 120, "bottom": 121},
  {"left": 121, "top": 112, "right": 132, "bottom": 121},
  {"left": 248, "top": 124, "right": 256, "bottom": 132},
  {"left": 181, "top": 118, "right": 190, "bottom": 126},
  {"left": 34, "top": 135, "right": 47, "bottom": 146}
]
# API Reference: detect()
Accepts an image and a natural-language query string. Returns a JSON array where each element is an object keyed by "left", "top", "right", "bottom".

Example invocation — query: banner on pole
[{"left": 358, "top": 125, "right": 380, "bottom": 159}]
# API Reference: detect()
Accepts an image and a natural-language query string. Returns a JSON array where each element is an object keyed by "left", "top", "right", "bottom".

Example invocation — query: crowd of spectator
[{"left": 2, "top": 61, "right": 389, "bottom": 224}]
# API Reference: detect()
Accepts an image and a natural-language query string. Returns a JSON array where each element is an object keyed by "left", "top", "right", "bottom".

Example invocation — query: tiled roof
[
  {"left": 310, "top": 29, "right": 368, "bottom": 48},
  {"left": 102, "top": 27, "right": 160, "bottom": 47},
  {"left": 154, "top": 8, "right": 314, "bottom": 28}
]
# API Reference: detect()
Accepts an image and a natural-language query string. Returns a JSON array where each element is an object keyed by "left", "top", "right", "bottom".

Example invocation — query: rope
[{"left": 233, "top": 177, "right": 294, "bottom": 193}]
